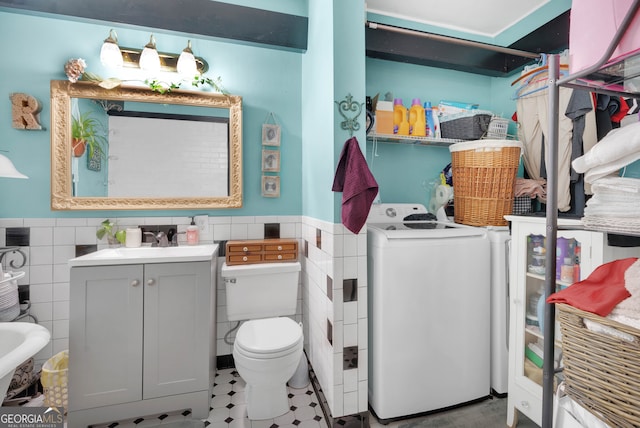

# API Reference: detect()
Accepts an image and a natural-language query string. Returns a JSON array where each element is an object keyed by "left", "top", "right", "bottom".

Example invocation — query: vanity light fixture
[
  {"left": 139, "top": 34, "right": 161, "bottom": 73},
  {"left": 0, "top": 153, "right": 28, "bottom": 179},
  {"left": 177, "top": 40, "right": 198, "bottom": 77},
  {"left": 99, "top": 29, "right": 124, "bottom": 68},
  {"left": 101, "top": 33, "right": 209, "bottom": 75}
]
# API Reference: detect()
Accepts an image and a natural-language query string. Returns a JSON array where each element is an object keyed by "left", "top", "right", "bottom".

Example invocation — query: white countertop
[{"left": 68, "top": 244, "right": 219, "bottom": 267}]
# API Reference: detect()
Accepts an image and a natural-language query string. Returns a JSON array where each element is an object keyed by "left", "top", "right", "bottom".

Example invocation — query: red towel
[
  {"left": 547, "top": 257, "right": 638, "bottom": 316},
  {"left": 332, "top": 137, "right": 379, "bottom": 234}
]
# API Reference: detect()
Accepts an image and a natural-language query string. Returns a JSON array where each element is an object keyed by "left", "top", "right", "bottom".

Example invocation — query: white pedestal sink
[{"left": 0, "top": 322, "right": 51, "bottom": 402}]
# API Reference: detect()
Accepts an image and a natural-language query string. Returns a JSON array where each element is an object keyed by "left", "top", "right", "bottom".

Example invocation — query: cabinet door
[
  {"left": 143, "top": 261, "right": 211, "bottom": 399},
  {"left": 508, "top": 221, "right": 602, "bottom": 425},
  {"left": 69, "top": 265, "right": 143, "bottom": 410}
]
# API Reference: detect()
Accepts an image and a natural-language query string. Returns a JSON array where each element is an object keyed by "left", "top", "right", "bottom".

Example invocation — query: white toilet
[{"left": 221, "top": 261, "right": 303, "bottom": 420}]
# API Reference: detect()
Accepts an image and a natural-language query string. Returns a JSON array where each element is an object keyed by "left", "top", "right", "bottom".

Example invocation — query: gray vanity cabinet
[{"left": 68, "top": 261, "right": 214, "bottom": 426}]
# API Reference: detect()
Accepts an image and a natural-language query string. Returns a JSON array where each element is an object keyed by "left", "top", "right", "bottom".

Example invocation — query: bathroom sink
[
  {"left": 68, "top": 244, "right": 219, "bottom": 266},
  {"left": 0, "top": 322, "right": 50, "bottom": 401}
]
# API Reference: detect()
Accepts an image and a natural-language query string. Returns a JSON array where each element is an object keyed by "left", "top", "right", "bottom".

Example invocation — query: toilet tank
[{"left": 222, "top": 262, "right": 301, "bottom": 321}]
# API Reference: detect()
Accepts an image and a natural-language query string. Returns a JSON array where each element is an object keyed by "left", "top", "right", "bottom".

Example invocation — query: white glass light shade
[
  {"left": 0, "top": 154, "right": 28, "bottom": 179},
  {"left": 177, "top": 40, "right": 198, "bottom": 77},
  {"left": 139, "top": 34, "right": 160, "bottom": 72},
  {"left": 100, "top": 29, "right": 123, "bottom": 68}
]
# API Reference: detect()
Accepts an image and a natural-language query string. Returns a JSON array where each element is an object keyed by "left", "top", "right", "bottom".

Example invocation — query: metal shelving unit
[{"left": 542, "top": 2, "right": 640, "bottom": 426}]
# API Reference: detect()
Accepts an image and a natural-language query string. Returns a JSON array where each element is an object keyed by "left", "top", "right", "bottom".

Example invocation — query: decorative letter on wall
[{"left": 10, "top": 93, "right": 43, "bottom": 130}]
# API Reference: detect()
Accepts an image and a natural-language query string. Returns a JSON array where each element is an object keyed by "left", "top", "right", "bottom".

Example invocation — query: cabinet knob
[
  {"left": 277, "top": 245, "right": 283, "bottom": 250},
  {"left": 147, "top": 279, "right": 156, "bottom": 286},
  {"left": 242, "top": 256, "right": 248, "bottom": 261},
  {"left": 243, "top": 246, "right": 248, "bottom": 252},
  {"left": 277, "top": 254, "right": 282, "bottom": 260},
  {"left": 131, "top": 279, "right": 140, "bottom": 287},
  {"left": 520, "top": 401, "right": 529, "bottom": 409}
]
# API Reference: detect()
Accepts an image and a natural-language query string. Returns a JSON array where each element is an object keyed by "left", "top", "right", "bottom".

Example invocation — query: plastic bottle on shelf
[
  {"left": 560, "top": 257, "right": 574, "bottom": 283},
  {"left": 409, "top": 99, "right": 426, "bottom": 136},
  {"left": 424, "top": 102, "right": 435, "bottom": 137},
  {"left": 393, "top": 99, "right": 410, "bottom": 135},
  {"left": 432, "top": 106, "right": 441, "bottom": 138}
]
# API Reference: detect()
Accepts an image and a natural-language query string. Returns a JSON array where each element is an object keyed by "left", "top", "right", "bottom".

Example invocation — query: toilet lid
[{"left": 235, "top": 317, "right": 302, "bottom": 355}]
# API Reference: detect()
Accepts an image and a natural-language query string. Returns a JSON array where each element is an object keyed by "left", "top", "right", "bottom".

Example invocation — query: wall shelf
[{"left": 366, "top": 132, "right": 462, "bottom": 147}]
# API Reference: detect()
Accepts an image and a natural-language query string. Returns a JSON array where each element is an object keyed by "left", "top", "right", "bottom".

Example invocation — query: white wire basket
[{"left": 485, "top": 116, "right": 510, "bottom": 139}]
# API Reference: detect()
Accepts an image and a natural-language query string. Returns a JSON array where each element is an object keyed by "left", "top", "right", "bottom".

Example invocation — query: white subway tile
[
  {"left": 53, "top": 282, "right": 70, "bottom": 302},
  {"left": 53, "top": 300, "right": 69, "bottom": 320},
  {"left": 358, "top": 318, "right": 368, "bottom": 350},
  {"left": 29, "top": 282, "right": 53, "bottom": 303},
  {"left": 343, "top": 301, "right": 358, "bottom": 325},
  {"left": 343, "top": 368, "right": 358, "bottom": 392},
  {"left": 53, "top": 264, "right": 70, "bottom": 283},
  {"left": 30, "top": 246, "right": 53, "bottom": 266},
  {"left": 75, "top": 226, "right": 98, "bottom": 245},
  {"left": 343, "top": 323, "right": 357, "bottom": 347},
  {"left": 53, "top": 245, "right": 75, "bottom": 265},
  {"left": 53, "top": 319, "right": 69, "bottom": 339},
  {"left": 53, "top": 227, "right": 75, "bottom": 246},
  {"left": 30, "top": 227, "right": 53, "bottom": 246},
  {"left": 30, "top": 265, "right": 53, "bottom": 284},
  {"left": 343, "top": 391, "right": 358, "bottom": 416},
  {"left": 358, "top": 381, "right": 368, "bottom": 412}
]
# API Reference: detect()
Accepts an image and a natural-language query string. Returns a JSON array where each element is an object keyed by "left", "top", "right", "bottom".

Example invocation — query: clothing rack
[{"left": 541, "top": 1, "right": 640, "bottom": 426}]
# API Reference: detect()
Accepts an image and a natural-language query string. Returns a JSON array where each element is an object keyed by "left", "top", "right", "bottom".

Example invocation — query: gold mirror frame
[{"left": 50, "top": 80, "right": 242, "bottom": 210}]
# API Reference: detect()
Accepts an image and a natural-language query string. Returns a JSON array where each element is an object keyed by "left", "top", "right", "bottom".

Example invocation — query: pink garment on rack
[
  {"left": 569, "top": 0, "right": 640, "bottom": 74},
  {"left": 547, "top": 257, "right": 638, "bottom": 317},
  {"left": 332, "top": 137, "right": 379, "bottom": 234}
]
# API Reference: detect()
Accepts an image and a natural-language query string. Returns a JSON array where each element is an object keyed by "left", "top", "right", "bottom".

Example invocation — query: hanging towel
[
  {"left": 332, "top": 137, "right": 379, "bottom": 234},
  {"left": 547, "top": 257, "right": 638, "bottom": 316}
]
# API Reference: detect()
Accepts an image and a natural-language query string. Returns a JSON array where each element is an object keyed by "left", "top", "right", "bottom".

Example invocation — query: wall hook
[{"left": 335, "top": 93, "right": 363, "bottom": 136}]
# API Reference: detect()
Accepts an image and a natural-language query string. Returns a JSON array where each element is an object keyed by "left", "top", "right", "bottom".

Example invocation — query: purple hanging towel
[{"left": 332, "top": 137, "right": 379, "bottom": 234}]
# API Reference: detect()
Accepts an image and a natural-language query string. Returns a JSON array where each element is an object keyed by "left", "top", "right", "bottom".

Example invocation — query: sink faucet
[{"left": 143, "top": 231, "right": 170, "bottom": 247}]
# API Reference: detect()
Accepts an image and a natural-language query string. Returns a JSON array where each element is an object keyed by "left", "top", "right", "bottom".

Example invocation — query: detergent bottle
[
  {"left": 424, "top": 102, "right": 435, "bottom": 137},
  {"left": 393, "top": 99, "right": 410, "bottom": 135},
  {"left": 409, "top": 99, "right": 426, "bottom": 136}
]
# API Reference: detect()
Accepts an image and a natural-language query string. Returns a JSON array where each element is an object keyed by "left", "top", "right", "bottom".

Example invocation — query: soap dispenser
[{"left": 187, "top": 217, "right": 199, "bottom": 245}]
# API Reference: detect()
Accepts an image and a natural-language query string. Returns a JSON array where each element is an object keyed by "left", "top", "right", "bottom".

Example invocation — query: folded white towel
[
  {"left": 572, "top": 121, "right": 640, "bottom": 183},
  {"left": 609, "top": 260, "right": 640, "bottom": 327}
]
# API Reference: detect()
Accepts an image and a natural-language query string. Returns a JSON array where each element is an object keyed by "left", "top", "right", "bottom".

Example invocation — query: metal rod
[
  {"left": 366, "top": 21, "right": 541, "bottom": 59},
  {"left": 542, "top": 53, "right": 560, "bottom": 428},
  {"left": 557, "top": 0, "right": 640, "bottom": 86}
]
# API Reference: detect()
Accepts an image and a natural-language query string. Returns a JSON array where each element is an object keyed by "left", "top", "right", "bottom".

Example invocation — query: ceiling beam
[{"left": 0, "top": 0, "right": 308, "bottom": 52}]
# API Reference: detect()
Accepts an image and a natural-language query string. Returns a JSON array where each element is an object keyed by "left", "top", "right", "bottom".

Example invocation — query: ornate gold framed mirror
[{"left": 50, "top": 80, "right": 242, "bottom": 210}]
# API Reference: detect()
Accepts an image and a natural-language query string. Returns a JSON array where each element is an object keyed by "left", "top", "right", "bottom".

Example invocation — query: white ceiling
[{"left": 365, "top": 0, "right": 550, "bottom": 38}]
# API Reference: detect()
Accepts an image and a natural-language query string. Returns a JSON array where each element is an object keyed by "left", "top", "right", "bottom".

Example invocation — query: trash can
[{"left": 41, "top": 350, "right": 68, "bottom": 410}]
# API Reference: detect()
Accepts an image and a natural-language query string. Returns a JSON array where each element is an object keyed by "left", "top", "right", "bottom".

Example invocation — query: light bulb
[
  {"left": 100, "top": 29, "right": 123, "bottom": 68},
  {"left": 139, "top": 34, "right": 160, "bottom": 72},
  {"left": 177, "top": 40, "right": 198, "bottom": 77}
]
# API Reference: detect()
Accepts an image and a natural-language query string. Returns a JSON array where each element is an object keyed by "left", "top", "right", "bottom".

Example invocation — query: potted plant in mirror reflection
[
  {"left": 71, "top": 111, "right": 108, "bottom": 159},
  {"left": 96, "top": 219, "right": 126, "bottom": 247}
]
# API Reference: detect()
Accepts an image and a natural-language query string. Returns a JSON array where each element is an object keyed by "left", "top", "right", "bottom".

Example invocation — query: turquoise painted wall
[
  {"left": 0, "top": 10, "right": 302, "bottom": 218},
  {"left": 301, "top": 0, "right": 336, "bottom": 222}
]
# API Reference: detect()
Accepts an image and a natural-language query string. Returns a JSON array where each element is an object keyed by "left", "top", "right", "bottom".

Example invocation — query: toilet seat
[{"left": 235, "top": 317, "right": 302, "bottom": 359}]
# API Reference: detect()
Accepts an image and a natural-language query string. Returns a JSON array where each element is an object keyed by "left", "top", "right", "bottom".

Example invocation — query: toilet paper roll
[
  {"left": 428, "top": 197, "right": 442, "bottom": 214},
  {"left": 434, "top": 184, "right": 452, "bottom": 205}
]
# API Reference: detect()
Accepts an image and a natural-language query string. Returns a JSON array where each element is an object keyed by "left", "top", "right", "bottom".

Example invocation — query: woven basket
[
  {"left": 440, "top": 110, "right": 493, "bottom": 140},
  {"left": 557, "top": 303, "right": 640, "bottom": 428},
  {"left": 449, "top": 140, "right": 522, "bottom": 226}
]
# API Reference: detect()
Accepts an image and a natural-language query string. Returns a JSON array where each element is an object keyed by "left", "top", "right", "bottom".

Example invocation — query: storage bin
[
  {"left": 440, "top": 110, "right": 492, "bottom": 140},
  {"left": 41, "top": 350, "right": 68, "bottom": 410},
  {"left": 449, "top": 140, "right": 522, "bottom": 226},
  {"left": 557, "top": 303, "right": 640, "bottom": 428}
]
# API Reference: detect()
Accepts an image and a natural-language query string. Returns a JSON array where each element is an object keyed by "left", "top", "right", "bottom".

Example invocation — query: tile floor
[{"left": 90, "top": 368, "right": 329, "bottom": 428}]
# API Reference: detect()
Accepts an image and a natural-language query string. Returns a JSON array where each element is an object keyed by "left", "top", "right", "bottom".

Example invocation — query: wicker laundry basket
[
  {"left": 449, "top": 140, "right": 522, "bottom": 226},
  {"left": 556, "top": 303, "right": 640, "bottom": 428}
]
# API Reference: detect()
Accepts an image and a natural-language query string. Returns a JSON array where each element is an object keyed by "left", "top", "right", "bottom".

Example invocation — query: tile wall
[{"left": 0, "top": 214, "right": 368, "bottom": 419}]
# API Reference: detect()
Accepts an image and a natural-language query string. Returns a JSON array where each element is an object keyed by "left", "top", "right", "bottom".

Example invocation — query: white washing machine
[
  {"left": 367, "top": 203, "right": 491, "bottom": 422},
  {"left": 486, "top": 227, "right": 510, "bottom": 396}
]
